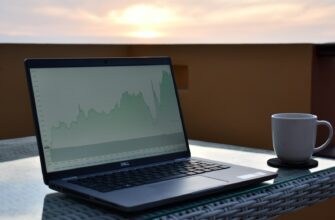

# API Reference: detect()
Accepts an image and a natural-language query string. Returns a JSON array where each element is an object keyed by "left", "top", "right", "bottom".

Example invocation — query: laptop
[{"left": 25, "top": 57, "right": 277, "bottom": 212}]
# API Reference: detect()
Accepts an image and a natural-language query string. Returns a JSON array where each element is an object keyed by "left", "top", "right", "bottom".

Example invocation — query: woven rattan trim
[{"left": 152, "top": 168, "right": 335, "bottom": 220}]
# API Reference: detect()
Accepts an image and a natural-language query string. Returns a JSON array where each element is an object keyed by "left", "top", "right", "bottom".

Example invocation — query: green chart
[
  {"left": 31, "top": 64, "right": 187, "bottom": 171},
  {"left": 50, "top": 70, "right": 183, "bottom": 150}
]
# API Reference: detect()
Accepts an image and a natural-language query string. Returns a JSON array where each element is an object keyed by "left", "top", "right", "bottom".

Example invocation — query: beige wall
[
  {"left": 312, "top": 53, "right": 335, "bottom": 148},
  {"left": 130, "top": 44, "right": 314, "bottom": 149},
  {"left": 0, "top": 44, "right": 314, "bottom": 150}
]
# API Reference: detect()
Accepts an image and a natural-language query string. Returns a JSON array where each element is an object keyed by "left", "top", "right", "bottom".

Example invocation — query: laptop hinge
[
  {"left": 63, "top": 176, "right": 78, "bottom": 181},
  {"left": 174, "top": 157, "right": 189, "bottom": 162}
]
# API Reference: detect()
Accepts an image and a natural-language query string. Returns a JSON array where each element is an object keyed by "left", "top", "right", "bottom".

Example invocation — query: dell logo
[{"left": 120, "top": 162, "right": 130, "bottom": 167}]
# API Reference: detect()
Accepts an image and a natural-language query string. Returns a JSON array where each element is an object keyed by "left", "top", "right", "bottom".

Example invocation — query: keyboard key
[{"left": 69, "top": 160, "right": 230, "bottom": 192}]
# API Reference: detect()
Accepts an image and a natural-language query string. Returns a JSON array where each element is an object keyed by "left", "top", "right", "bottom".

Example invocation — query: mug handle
[{"left": 314, "top": 120, "right": 333, "bottom": 153}]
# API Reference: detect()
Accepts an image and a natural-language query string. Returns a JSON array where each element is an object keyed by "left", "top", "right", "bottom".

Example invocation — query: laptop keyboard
[{"left": 68, "top": 160, "right": 230, "bottom": 192}]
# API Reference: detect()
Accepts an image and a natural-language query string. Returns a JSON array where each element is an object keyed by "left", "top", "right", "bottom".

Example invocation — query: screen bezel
[{"left": 25, "top": 57, "right": 190, "bottom": 184}]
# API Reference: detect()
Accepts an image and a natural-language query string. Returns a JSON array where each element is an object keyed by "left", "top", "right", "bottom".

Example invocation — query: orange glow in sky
[
  {"left": 108, "top": 4, "right": 176, "bottom": 38},
  {"left": 0, "top": 0, "right": 335, "bottom": 43}
]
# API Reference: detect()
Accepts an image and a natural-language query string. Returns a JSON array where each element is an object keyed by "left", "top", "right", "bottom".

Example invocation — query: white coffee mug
[{"left": 272, "top": 113, "right": 333, "bottom": 164}]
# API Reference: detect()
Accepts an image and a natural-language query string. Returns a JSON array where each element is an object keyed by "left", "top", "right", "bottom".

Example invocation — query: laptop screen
[{"left": 29, "top": 62, "right": 188, "bottom": 172}]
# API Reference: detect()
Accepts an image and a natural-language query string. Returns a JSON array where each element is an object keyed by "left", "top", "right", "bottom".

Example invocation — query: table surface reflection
[{"left": 0, "top": 136, "right": 334, "bottom": 219}]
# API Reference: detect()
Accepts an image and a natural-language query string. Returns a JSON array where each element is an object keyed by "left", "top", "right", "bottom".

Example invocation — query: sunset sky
[{"left": 1, "top": 0, "right": 335, "bottom": 43}]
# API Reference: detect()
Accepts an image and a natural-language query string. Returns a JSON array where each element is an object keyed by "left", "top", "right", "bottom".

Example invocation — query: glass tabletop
[{"left": 0, "top": 137, "right": 334, "bottom": 219}]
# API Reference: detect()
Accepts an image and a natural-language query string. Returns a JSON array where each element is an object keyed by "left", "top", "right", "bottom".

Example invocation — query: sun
[{"left": 109, "top": 4, "right": 175, "bottom": 38}]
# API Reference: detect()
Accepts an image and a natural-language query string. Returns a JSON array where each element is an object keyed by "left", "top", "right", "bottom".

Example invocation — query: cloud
[{"left": 0, "top": 0, "right": 335, "bottom": 43}]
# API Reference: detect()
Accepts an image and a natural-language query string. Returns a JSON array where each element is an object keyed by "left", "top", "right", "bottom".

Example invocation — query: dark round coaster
[{"left": 267, "top": 158, "right": 318, "bottom": 169}]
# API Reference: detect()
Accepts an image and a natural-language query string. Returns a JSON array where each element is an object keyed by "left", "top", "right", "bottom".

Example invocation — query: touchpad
[
  {"left": 106, "top": 176, "right": 226, "bottom": 207},
  {"left": 149, "top": 176, "right": 225, "bottom": 196}
]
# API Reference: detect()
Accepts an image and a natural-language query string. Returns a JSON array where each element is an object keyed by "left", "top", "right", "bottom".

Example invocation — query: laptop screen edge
[{"left": 25, "top": 57, "right": 190, "bottom": 184}]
